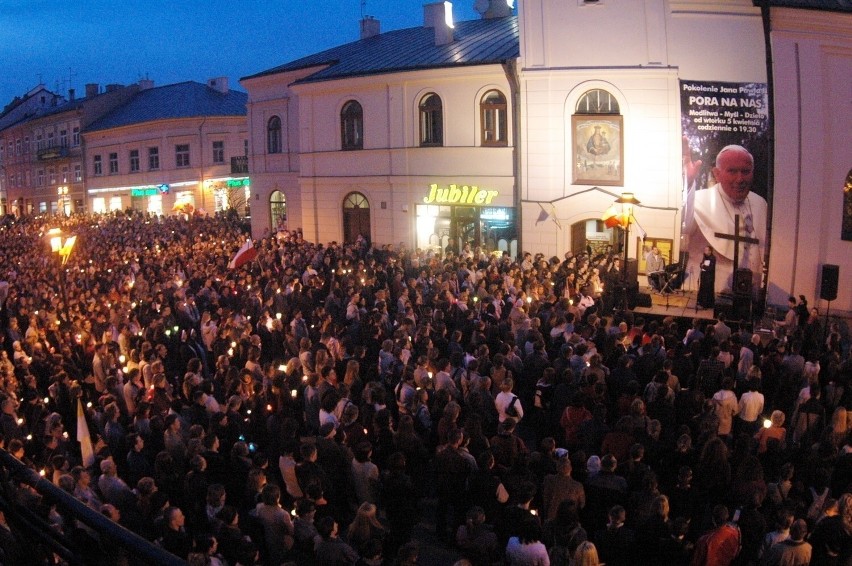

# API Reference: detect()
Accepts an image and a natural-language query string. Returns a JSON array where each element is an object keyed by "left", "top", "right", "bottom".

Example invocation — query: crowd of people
[{"left": 0, "top": 210, "right": 850, "bottom": 566}]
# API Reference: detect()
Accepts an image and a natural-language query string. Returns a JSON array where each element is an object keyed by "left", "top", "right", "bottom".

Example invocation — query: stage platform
[{"left": 632, "top": 288, "right": 717, "bottom": 320}]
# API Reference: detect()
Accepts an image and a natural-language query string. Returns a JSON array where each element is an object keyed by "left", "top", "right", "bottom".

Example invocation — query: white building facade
[
  {"left": 243, "top": 2, "right": 520, "bottom": 256},
  {"left": 83, "top": 80, "right": 249, "bottom": 216}
]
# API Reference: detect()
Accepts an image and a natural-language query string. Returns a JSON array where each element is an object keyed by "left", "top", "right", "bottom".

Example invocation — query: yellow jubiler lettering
[{"left": 423, "top": 184, "right": 499, "bottom": 205}]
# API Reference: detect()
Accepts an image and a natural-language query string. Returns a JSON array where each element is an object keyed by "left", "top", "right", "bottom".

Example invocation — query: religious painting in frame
[{"left": 572, "top": 115, "right": 624, "bottom": 186}]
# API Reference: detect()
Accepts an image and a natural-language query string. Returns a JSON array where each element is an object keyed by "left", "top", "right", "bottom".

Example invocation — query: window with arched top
[
  {"left": 342, "top": 192, "right": 371, "bottom": 244},
  {"left": 575, "top": 89, "right": 620, "bottom": 114},
  {"left": 267, "top": 116, "right": 282, "bottom": 154},
  {"left": 419, "top": 93, "right": 443, "bottom": 147},
  {"left": 481, "top": 90, "right": 508, "bottom": 146},
  {"left": 341, "top": 101, "right": 364, "bottom": 150},
  {"left": 343, "top": 192, "right": 369, "bottom": 210},
  {"left": 270, "top": 190, "right": 287, "bottom": 229}
]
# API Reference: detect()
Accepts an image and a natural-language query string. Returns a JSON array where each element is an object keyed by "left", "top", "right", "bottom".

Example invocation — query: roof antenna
[{"left": 361, "top": 0, "right": 366, "bottom": 19}]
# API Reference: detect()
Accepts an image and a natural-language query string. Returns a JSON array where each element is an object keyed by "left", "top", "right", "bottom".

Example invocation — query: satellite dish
[{"left": 474, "top": 0, "right": 490, "bottom": 16}]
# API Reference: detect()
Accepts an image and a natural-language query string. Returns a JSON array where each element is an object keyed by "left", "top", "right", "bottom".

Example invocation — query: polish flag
[
  {"left": 601, "top": 206, "right": 624, "bottom": 229},
  {"left": 228, "top": 239, "right": 258, "bottom": 269}
]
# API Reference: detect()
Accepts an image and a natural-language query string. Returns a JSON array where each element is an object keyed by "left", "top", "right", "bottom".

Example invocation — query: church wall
[
  {"left": 518, "top": 0, "right": 767, "bottom": 274},
  {"left": 768, "top": 8, "right": 852, "bottom": 316}
]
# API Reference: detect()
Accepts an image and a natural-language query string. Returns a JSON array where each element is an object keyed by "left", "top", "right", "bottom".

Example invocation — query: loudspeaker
[
  {"left": 625, "top": 259, "right": 638, "bottom": 284},
  {"left": 636, "top": 293, "right": 653, "bottom": 308},
  {"left": 733, "top": 294, "right": 752, "bottom": 321},
  {"left": 678, "top": 251, "right": 689, "bottom": 267},
  {"left": 733, "top": 268, "right": 753, "bottom": 296},
  {"left": 820, "top": 264, "right": 839, "bottom": 301},
  {"left": 626, "top": 281, "right": 640, "bottom": 309}
]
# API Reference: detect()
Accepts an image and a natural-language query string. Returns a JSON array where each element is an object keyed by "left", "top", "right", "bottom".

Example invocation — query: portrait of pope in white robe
[{"left": 682, "top": 144, "right": 767, "bottom": 298}]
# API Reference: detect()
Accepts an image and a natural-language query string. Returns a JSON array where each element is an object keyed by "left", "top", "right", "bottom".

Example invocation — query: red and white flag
[{"left": 228, "top": 239, "right": 257, "bottom": 269}]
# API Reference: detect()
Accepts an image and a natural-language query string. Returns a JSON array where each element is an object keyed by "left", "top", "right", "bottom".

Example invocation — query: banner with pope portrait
[{"left": 680, "top": 80, "right": 770, "bottom": 301}]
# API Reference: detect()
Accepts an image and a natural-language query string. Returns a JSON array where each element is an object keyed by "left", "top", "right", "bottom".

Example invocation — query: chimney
[
  {"left": 360, "top": 16, "right": 381, "bottom": 39},
  {"left": 424, "top": 2, "right": 454, "bottom": 46},
  {"left": 481, "top": 0, "right": 513, "bottom": 18},
  {"left": 105, "top": 83, "right": 122, "bottom": 93},
  {"left": 69, "top": 88, "right": 75, "bottom": 101},
  {"left": 85, "top": 83, "right": 99, "bottom": 98},
  {"left": 207, "top": 77, "right": 229, "bottom": 94},
  {"left": 138, "top": 79, "right": 155, "bottom": 90}
]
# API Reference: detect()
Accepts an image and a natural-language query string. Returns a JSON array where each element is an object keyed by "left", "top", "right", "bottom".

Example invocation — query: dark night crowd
[{"left": 0, "top": 211, "right": 849, "bottom": 566}]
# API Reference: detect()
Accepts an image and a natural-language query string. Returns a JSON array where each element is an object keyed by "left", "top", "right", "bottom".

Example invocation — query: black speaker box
[
  {"left": 626, "top": 281, "right": 640, "bottom": 309},
  {"left": 734, "top": 268, "right": 753, "bottom": 296},
  {"left": 636, "top": 293, "right": 652, "bottom": 308},
  {"left": 625, "top": 258, "right": 638, "bottom": 284},
  {"left": 820, "top": 264, "right": 839, "bottom": 301},
  {"left": 678, "top": 251, "right": 689, "bottom": 267},
  {"left": 733, "top": 294, "right": 752, "bottom": 321}
]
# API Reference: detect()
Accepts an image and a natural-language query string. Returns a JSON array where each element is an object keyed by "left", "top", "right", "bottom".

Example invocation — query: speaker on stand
[
  {"left": 820, "top": 264, "right": 839, "bottom": 343},
  {"left": 820, "top": 264, "right": 839, "bottom": 301},
  {"left": 733, "top": 268, "right": 753, "bottom": 322}
]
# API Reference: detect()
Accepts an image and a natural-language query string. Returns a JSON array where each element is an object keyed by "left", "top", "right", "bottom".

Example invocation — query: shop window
[
  {"left": 419, "top": 93, "right": 443, "bottom": 147},
  {"left": 267, "top": 116, "right": 282, "bottom": 154},
  {"left": 341, "top": 101, "right": 363, "bottom": 150},
  {"left": 270, "top": 190, "right": 287, "bottom": 230},
  {"left": 480, "top": 90, "right": 507, "bottom": 146}
]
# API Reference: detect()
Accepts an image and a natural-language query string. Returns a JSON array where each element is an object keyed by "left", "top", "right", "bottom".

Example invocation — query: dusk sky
[{"left": 0, "top": 0, "right": 486, "bottom": 107}]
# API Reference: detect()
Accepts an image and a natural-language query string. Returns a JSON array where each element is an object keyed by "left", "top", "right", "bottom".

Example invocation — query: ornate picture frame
[{"left": 572, "top": 115, "right": 624, "bottom": 186}]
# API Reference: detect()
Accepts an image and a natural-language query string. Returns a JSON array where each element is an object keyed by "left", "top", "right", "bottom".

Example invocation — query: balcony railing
[
  {"left": 37, "top": 146, "right": 69, "bottom": 161},
  {"left": 231, "top": 155, "right": 249, "bottom": 174}
]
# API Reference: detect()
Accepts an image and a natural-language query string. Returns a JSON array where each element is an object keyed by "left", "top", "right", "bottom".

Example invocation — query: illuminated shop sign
[
  {"left": 130, "top": 184, "right": 170, "bottom": 197},
  {"left": 423, "top": 184, "right": 499, "bottom": 205}
]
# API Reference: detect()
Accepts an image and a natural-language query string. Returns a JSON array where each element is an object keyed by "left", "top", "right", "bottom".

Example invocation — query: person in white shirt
[
  {"left": 712, "top": 377, "right": 739, "bottom": 439},
  {"left": 737, "top": 377, "right": 765, "bottom": 435},
  {"left": 495, "top": 377, "right": 523, "bottom": 423}
]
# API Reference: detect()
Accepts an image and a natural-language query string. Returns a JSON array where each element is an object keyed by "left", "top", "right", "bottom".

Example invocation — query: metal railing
[{"left": 0, "top": 449, "right": 185, "bottom": 566}]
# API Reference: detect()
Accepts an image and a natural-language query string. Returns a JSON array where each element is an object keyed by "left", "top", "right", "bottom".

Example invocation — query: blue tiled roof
[
  {"left": 85, "top": 82, "right": 247, "bottom": 132},
  {"left": 243, "top": 16, "right": 520, "bottom": 84}
]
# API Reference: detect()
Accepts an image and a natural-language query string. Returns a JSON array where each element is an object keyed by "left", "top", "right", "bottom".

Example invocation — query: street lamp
[
  {"left": 614, "top": 192, "right": 640, "bottom": 281},
  {"left": 47, "top": 228, "right": 77, "bottom": 324}
]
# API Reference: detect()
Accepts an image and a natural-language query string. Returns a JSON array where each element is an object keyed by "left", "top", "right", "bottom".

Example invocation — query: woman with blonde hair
[
  {"left": 346, "top": 502, "right": 387, "bottom": 553},
  {"left": 825, "top": 406, "right": 848, "bottom": 451},
  {"left": 755, "top": 410, "right": 787, "bottom": 454},
  {"left": 572, "top": 541, "right": 601, "bottom": 566}
]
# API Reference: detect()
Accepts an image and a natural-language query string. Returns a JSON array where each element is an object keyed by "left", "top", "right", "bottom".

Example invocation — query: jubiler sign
[{"left": 423, "top": 184, "right": 499, "bottom": 205}]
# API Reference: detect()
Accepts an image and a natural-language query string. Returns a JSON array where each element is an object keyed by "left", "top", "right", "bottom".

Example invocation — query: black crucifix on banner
[{"left": 715, "top": 214, "right": 760, "bottom": 272}]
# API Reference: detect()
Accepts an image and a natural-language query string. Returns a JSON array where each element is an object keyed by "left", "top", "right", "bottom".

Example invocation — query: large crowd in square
[{"left": 0, "top": 211, "right": 849, "bottom": 566}]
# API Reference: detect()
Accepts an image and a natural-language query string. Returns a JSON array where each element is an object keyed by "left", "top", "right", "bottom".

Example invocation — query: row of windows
[
  {"left": 0, "top": 127, "right": 81, "bottom": 163},
  {"left": 91, "top": 141, "right": 228, "bottom": 175},
  {"left": 3, "top": 163, "right": 82, "bottom": 189},
  {"left": 265, "top": 90, "right": 509, "bottom": 153}
]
